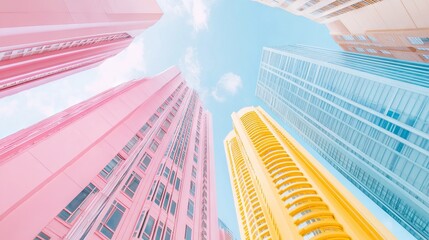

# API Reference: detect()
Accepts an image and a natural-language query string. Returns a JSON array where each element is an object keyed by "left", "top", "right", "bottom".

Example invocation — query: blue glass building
[{"left": 256, "top": 45, "right": 429, "bottom": 239}]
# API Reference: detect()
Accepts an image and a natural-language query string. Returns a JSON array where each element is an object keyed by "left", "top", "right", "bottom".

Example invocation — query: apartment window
[
  {"left": 341, "top": 35, "right": 354, "bottom": 41},
  {"left": 162, "top": 119, "right": 171, "bottom": 129},
  {"left": 190, "top": 181, "right": 196, "bottom": 196},
  {"left": 408, "top": 37, "right": 429, "bottom": 45},
  {"left": 417, "top": 47, "right": 429, "bottom": 51},
  {"left": 149, "top": 114, "right": 159, "bottom": 124},
  {"left": 154, "top": 183, "right": 165, "bottom": 205},
  {"left": 194, "top": 145, "right": 198, "bottom": 153},
  {"left": 368, "top": 36, "right": 378, "bottom": 42},
  {"left": 58, "top": 183, "right": 98, "bottom": 223},
  {"left": 163, "top": 192, "right": 171, "bottom": 210},
  {"left": 165, "top": 228, "right": 172, "bottom": 240},
  {"left": 140, "top": 123, "right": 150, "bottom": 134},
  {"left": 157, "top": 129, "right": 166, "bottom": 140},
  {"left": 422, "top": 54, "right": 429, "bottom": 60},
  {"left": 141, "top": 216, "right": 155, "bottom": 240},
  {"left": 357, "top": 35, "right": 366, "bottom": 41},
  {"left": 157, "top": 107, "right": 164, "bottom": 114},
  {"left": 187, "top": 200, "right": 194, "bottom": 218},
  {"left": 133, "top": 211, "right": 146, "bottom": 237},
  {"left": 122, "top": 172, "right": 141, "bottom": 198},
  {"left": 193, "top": 155, "right": 198, "bottom": 163},
  {"left": 169, "top": 171, "right": 176, "bottom": 184},
  {"left": 155, "top": 222, "right": 164, "bottom": 240},
  {"left": 99, "top": 155, "right": 122, "bottom": 179},
  {"left": 380, "top": 50, "right": 392, "bottom": 55},
  {"left": 355, "top": 47, "right": 365, "bottom": 52},
  {"left": 123, "top": 135, "right": 140, "bottom": 153},
  {"left": 366, "top": 48, "right": 377, "bottom": 53},
  {"left": 163, "top": 167, "right": 170, "bottom": 178},
  {"left": 192, "top": 167, "right": 197, "bottom": 178},
  {"left": 167, "top": 112, "right": 174, "bottom": 121},
  {"left": 98, "top": 201, "right": 126, "bottom": 239},
  {"left": 139, "top": 154, "right": 152, "bottom": 171},
  {"left": 170, "top": 201, "right": 177, "bottom": 215},
  {"left": 175, "top": 178, "right": 181, "bottom": 191},
  {"left": 150, "top": 140, "right": 159, "bottom": 152},
  {"left": 185, "top": 225, "right": 192, "bottom": 240},
  {"left": 35, "top": 232, "right": 50, "bottom": 240}
]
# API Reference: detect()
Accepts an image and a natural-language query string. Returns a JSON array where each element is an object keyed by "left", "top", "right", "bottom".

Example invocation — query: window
[
  {"left": 139, "top": 154, "right": 152, "bottom": 171},
  {"left": 162, "top": 120, "right": 171, "bottom": 129},
  {"left": 187, "top": 200, "right": 194, "bottom": 218},
  {"left": 169, "top": 171, "right": 176, "bottom": 184},
  {"left": 408, "top": 37, "right": 429, "bottom": 45},
  {"left": 100, "top": 155, "right": 122, "bottom": 179},
  {"left": 170, "top": 201, "right": 177, "bottom": 215},
  {"left": 165, "top": 228, "right": 172, "bottom": 240},
  {"left": 193, "top": 155, "right": 198, "bottom": 163},
  {"left": 163, "top": 167, "right": 170, "bottom": 178},
  {"left": 163, "top": 192, "right": 171, "bottom": 210},
  {"left": 149, "top": 114, "right": 159, "bottom": 124},
  {"left": 141, "top": 216, "right": 155, "bottom": 240},
  {"left": 175, "top": 178, "right": 181, "bottom": 191},
  {"left": 123, "top": 135, "right": 140, "bottom": 153},
  {"left": 58, "top": 183, "right": 98, "bottom": 223},
  {"left": 35, "top": 232, "right": 50, "bottom": 240},
  {"left": 122, "top": 172, "right": 141, "bottom": 198},
  {"left": 185, "top": 225, "right": 192, "bottom": 240},
  {"left": 366, "top": 48, "right": 377, "bottom": 53},
  {"left": 357, "top": 35, "right": 366, "bottom": 41},
  {"left": 98, "top": 201, "right": 126, "bottom": 239},
  {"left": 194, "top": 146, "right": 198, "bottom": 153},
  {"left": 192, "top": 167, "right": 197, "bottom": 178},
  {"left": 157, "top": 129, "right": 166, "bottom": 140},
  {"left": 380, "top": 50, "right": 391, "bottom": 55},
  {"left": 155, "top": 222, "right": 164, "bottom": 240},
  {"left": 355, "top": 47, "right": 365, "bottom": 52},
  {"left": 157, "top": 107, "right": 164, "bottom": 114},
  {"left": 190, "top": 181, "right": 196, "bottom": 196},
  {"left": 422, "top": 54, "right": 429, "bottom": 60},
  {"left": 133, "top": 211, "right": 146, "bottom": 237},
  {"left": 140, "top": 123, "right": 150, "bottom": 134},
  {"left": 341, "top": 35, "right": 354, "bottom": 41},
  {"left": 150, "top": 140, "right": 159, "bottom": 152},
  {"left": 154, "top": 183, "right": 165, "bottom": 205}
]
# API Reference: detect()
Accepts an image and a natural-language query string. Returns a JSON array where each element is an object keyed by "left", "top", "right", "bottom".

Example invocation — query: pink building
[
  {"left": 0, "top": 67, "right": 219, "bottom": 240},
  {"left": 218, "top": 219, "right": 234, "bottom": 240},
  {"left": 0, "top": 0, "right": 163, "bottom": 98}
]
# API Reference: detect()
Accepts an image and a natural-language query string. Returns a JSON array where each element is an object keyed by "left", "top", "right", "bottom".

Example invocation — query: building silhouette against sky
[
  {"left": 0, "top": 67, "right": 219, "bottom": 240},
  {"left": 0, "top": 0, "right": 163, "bottom": 98},
  {"left": 256, "top": 45, "right": 429, "bottom": 239},
  {"left": 254, "top": 0, "right": 429, "bottom": 63},
  {"left": 218, "top": 218, "right": 235, "bottom": 240},
  {"left": 224, "top": 106, "right": 395, "bottom": 240}
]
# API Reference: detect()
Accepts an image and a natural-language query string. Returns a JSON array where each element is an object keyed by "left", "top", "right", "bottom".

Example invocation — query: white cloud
[
  {"left": 180, "top": 47, "right": 202, "bottom": 90},
  {"left": 211, "top": 73, "right": 243, "bottom": 102},
  {"left": 159, "top": 0, "right": 214, "bottom": 32},
  {"left": 85, "top": 37, "right": 146, "bottom": 95}
]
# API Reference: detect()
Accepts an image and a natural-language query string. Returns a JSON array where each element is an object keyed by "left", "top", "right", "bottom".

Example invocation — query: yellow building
[{"left": 224, "top": 106, "right": 396, "bottom": 240}]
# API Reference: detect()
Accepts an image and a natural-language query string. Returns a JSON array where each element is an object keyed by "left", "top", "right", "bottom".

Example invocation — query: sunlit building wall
[
  {"left": 256, "top": 45, "right": 429, "bottom": 239},
  {"left": 253, "top": 0, "right": 429, "bottom": 63},
  {"left": 0, "top": 67, "right": 219, "bottom": 240},
  {"left": 218, "top": 219, "right": 234, "bottom": 240},
  {"left": 0, "top": 0, "right": 163, "bottom": 98},
  {"left": 224, "top": 106, "right": 395, "bottom": 240}
]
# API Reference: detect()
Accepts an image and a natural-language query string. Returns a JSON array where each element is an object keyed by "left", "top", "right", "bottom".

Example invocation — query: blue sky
[{"left": 0, "top": 0, "right": 416, "bottom": 239}]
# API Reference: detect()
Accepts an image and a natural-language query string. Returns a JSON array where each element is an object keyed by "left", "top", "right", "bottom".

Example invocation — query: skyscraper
[
  {"left": 256, "top": 45, "right": 429, "bottom": 239},
  {"left": 218, "top": 219, "right": 234, "bottom": 240},
  {"left": 0, "top": 0, "right": 163, "bottom": 98},
  {"left": 224, "top": 106, "right": 395, "bottom": 240},
  {"left": 0, "top": 67, "right": 219, "bottom": 240},
  {"left": 253, "top": 0, "right": 429, "bottom": 63}
]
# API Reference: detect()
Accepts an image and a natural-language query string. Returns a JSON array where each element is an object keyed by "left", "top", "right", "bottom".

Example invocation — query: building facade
[
  {"left": 0, "top": 67, "right": 218, "bottom": 240},
  {"left": 224, "top": 106, "right": 395, "bottom": 240},
  {"left": 253, "top": 0, "right": 429, "bottom": 63},
  {"left": 0, "top": 0, "right": 163, "bottom": 98},
  {"left": 218, "top": 219, "right": 234, "bottom": 240},
  {"left": 256, "top": 45, "right": 429, "bottom": 239}
]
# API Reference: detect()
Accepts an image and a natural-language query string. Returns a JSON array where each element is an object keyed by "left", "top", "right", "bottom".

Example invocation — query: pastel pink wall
[
  {"left": 0, "top": 67, "right": 219, "bottom": 240},
  {"left": 0, "top": 0, "right": 163, "bottom": 98}
]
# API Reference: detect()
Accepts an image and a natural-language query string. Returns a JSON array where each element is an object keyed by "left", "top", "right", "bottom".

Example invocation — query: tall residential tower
[
  {"left": 0, "top": 67, "right": 218, "bottom": 240},
  {"left": 256, "top": 45, "right": 429, "bottom": 239},
  {"left": 254, "top": 0, "right": 429, "bottom": 63},
  {"left": 0, "top": 0, "right": 162, "bottom": 98},
  {"left": 224, "top": 106, "right": 395, "bottom": 240}
]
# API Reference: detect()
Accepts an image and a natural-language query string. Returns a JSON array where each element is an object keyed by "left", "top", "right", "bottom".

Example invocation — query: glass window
[
  {"left": 169, "top": 171, "right": 176, "bottom": 184},
  {"left": 155, "top": 223, "right": 163, "bottom": 240},
  {"left": 133, "top": 211, "right": 146, "bottom": 237},
  {"left": 165, "top": 228, "right": 172, "bottom": 240},
  {"left": 150, "top": 140, "right": 159, "bottom": 152},
  {"left": 154, "top": 183, "right": 165, "bottom": 205},
  {"left": 98, "top": 201, "right": 126, "bottom": 239},
  {"left": 100, "top": 155, "right": 122, "bottom": 179},
  {"left": 123, "top": 135, "right": 140, "bottom": 153},
  {"left": 187, "top": 200, "right": 194, "bottom": 218},
  {"left": 162, "top": 120, "right": 171, "bottom": 129},
  {"left": 185, "top": 225, "right": 192, "bottom": 240},
  {"left": 157, "top": 129, "right": 166, "bottom": 140},
  {"left": 366, "top": 48, "right": 377, "bottom": 53},
  {"left": 58, "top": 183, "right": 98, "bottom": 223},
  {"left": 142, "top": 216, "right": 155, "bottom": 240},
  {"left": 149, "top": 114, "right": 159, "bottom": 124},
  {"left": 140, "top": 123, "right": 150, "bottom": 135},
  {"left": 408, "top": 37, "right": 429, "bottom": 45},
  {"left": 163, "top": 167, "right": 170, "bottom": 178},
  {"left": 380, "top": 50, "right": 391, "bottom": 55},
  {"left": 170, "top": 201, "right": 177, "bottom": 215},
  {"left": 35, "top": 232, "right": 50, "bottom": 240},
  {"left": 190, "top": 181, "right": 196, "bottom": 196},
  {"left": 139, "top": 154, "right": 152, "bottom": 171},
  {"left": 175, "top": 178, "right": 181, "bottom": 191},
  {"left": 122, "top": 172, "right": 141, "bottom": 198},
  {"left": 192, "top": 167, "right": 197, "bottom": 178},
  {"left": 193, "top": 155, "right": 198, "bottom": 163},
  {"left": 163, "top": 192, "right": 171, "bottom": 210}
]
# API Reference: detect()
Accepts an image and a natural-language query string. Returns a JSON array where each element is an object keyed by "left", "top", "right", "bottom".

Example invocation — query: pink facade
[
  {"left": 218, "top": 219, "right": 234, "bottom": 240},
  {"left": 0, "top": 67, "right": 219, "bottom": 240},
  {"left": 0, "top": 0, "right": 163, "bottom": 98}
]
